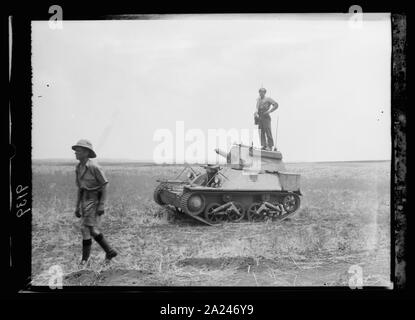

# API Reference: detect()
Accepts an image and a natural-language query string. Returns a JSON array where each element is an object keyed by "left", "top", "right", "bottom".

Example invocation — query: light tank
[{"left": 153, "top": 144, "right": 302, "bottom": 225}]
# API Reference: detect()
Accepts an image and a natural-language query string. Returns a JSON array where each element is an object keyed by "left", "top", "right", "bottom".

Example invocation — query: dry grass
[{"left": 31, "top": 161, "right": 391, "bottom": 287}]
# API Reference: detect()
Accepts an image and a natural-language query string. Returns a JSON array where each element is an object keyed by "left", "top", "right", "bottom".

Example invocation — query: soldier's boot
[
  {"left": 80, "top": 239, "right": 92, "bottom": 265},
  {"left": 94, "top": 233, "right": 117, "bottom": 261}
]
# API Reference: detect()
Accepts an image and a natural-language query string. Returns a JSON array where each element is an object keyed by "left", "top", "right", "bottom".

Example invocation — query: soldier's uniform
[
  {"left": 72, "top": 139, "right": 117, "bottom": 264},
  {"left": 256, "top": 96, "right": 277, "bottom": 149},
  {"left": 76, "top": 159, "right": 108, "bottom": 227}
]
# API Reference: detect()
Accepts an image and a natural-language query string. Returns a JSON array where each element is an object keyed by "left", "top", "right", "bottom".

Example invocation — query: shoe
[
  {"left": 105, "top": 250, "right": 118, "bottom": 261},
  {"left": 79, "top": 259, "right": 90, "bottom": 267},
  {"left": 94, "top": 234, "right": 117, "bottom": 261}
]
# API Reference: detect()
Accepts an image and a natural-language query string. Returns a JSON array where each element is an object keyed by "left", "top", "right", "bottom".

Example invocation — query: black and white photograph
[{"left": 24, "top": 12, "right": 398, "bottom": 289}]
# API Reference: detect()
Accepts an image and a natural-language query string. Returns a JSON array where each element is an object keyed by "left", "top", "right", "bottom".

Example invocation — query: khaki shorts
[{"left": 80, "top": 198, "right": 101, "bottom": 227}]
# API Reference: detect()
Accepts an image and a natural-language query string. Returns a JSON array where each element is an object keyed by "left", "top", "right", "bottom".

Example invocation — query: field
[{"left": 31, "top": 161, "right": 391, "bottom": 287}]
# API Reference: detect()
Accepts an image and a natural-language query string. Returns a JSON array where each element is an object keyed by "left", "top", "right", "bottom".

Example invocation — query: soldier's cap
[
  {"left": 259, "top": 87, "right": 267, "bottom": 93},
  {"left": 72, "top": 139, "right": 97, "bottom": 158}
]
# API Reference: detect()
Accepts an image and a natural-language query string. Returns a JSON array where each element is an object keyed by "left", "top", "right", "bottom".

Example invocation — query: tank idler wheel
[
  {"left": 181, "top": 192, "right": 206, "bottom": 216},
  {"left": 226, "top": 202, "right": 245, "bottom": 222},
  {"left": 204, "top": 203, "right": 227, "bottom": 224},
  {"left": 153, "top": 183, "right": 167, "bottom": 205},
  {"left": 282, "top": 194, "right": 301, "bottom": 214},
  {"left": 247, "top": 202, "right": 266, "bottom": 222}
]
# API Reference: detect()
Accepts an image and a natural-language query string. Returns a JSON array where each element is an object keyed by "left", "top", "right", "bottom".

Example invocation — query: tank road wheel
[
  {"left": 247, "top": 202, "right": 266, "bottom": 222},
  {"left": 282, "top": 193, "right": 301, "bottom": 214},
  {"left": 180, "top": 192, "right": 206, "bottom": 216},
  {"left": 227, "top": 202, "right": 245, "bottom": 222},
  {"left": 153, "top": 183, "right": 167, "bottom": 205},
  {"left": 204, "top": 203, "right": 227, "bottom": 224}
]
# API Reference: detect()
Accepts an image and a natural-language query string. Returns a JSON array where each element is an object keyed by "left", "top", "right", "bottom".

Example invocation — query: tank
[{"left": 153, "top": 144, "right": 302, "bottom": 225}]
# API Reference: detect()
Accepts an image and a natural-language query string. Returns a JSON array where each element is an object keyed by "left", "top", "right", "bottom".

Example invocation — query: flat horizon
[{"left": 32, "top": 158, "right": 392, "bottom": 164}]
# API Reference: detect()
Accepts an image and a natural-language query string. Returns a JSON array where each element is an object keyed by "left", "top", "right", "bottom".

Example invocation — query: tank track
[
  {"left": 153, "top": 183, "right": 167, "bottom": 205},
  {"left": 154, "top": 183, "right": 301, "bottom": 226},
  {"left": 182, "top": 190, "right": 300, "bottom": 226}
]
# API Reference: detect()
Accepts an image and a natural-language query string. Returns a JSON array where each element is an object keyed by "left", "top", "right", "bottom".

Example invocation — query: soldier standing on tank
[
  {"left": 72, "top": 139, "right": 117, "bottom": 265},
  {"left": 254, "top": 87, "right": 279, "bottom": 150}
]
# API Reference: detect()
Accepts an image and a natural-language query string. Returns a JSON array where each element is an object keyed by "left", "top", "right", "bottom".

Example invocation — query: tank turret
[{"left": 215, "top": 144, "right": 286, "bottom": 172}]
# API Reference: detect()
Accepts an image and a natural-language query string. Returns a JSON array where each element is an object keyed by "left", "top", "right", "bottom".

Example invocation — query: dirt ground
[
  {"left": 62, "top": 221, "right": 390, "bottom": 287},
  {"left": 31, "top": 161, "right": 392, "bottom": 288}
]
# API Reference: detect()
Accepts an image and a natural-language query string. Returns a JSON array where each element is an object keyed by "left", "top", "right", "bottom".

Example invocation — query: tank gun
[{"left": 215, "top": 143, "right": 286, "bottom": 172}]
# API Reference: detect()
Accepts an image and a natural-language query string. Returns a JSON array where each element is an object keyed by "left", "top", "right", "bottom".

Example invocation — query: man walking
[
  {"left": 72, "top": 139, "right": 117, "bottom": 265},
  {"left": 254, "top": 87, "right": 279, "bottom": 150}
]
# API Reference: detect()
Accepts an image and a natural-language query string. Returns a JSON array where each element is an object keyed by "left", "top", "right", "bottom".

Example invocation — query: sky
[{"left": 32, "top": 14, "right": 391, "bottom": 163}]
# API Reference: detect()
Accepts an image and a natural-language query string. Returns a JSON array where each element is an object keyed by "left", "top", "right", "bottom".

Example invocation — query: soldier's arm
[
  {"left": 74, "top": 189, "right": 82, "bottom": 217},
  {"left": 266, "top": 98, "right": 279, "bottom": 114},
  {"left": 74, "top": 170, "right": 81, "bottom": 214},
  {"left": 76, "top": 188, "right": 81, "bottom": 207},
  {"left": 255, "top": 98, "right": 260, "bottom": 114},
  {"left": 97, "top": 183, "right": 108, "bottom": 211},
  {"left": 91, "top": 162, "right": 109, "bottom": 212}
]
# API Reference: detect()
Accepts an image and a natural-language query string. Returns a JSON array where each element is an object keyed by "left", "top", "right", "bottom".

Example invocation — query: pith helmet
[
  {"left": 205, "top": 164, "right": 220, "bottom": 170},
  {"left": 259, "top": 87, "right": 267, "bottom": 93},
  {"left": 71, "top": 139, "right": 97, "bottom": 158}
]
